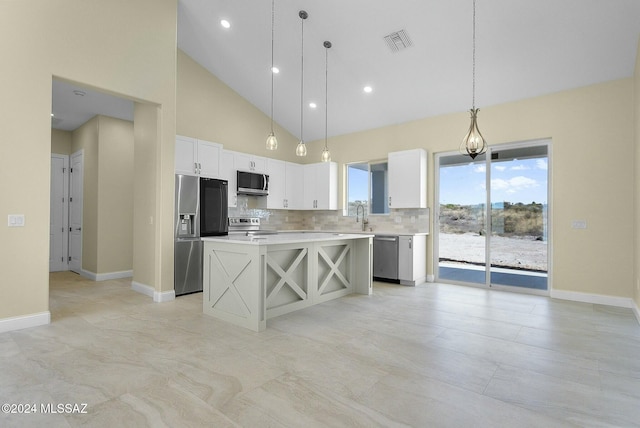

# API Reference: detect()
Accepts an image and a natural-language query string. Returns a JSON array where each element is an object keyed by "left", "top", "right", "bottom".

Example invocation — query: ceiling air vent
[{"left": 384, "top": 29, "right": 412, "bottom": 53}]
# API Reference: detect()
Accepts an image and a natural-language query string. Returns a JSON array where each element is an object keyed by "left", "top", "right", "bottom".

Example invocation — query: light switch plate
[{"left": 8, "top": 214, "right": 25, "bottom": 227}]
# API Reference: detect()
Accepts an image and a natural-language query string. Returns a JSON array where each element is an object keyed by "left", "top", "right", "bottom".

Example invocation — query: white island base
[{"left": 202, "top": 233, "right": 373, "bottom": 332}]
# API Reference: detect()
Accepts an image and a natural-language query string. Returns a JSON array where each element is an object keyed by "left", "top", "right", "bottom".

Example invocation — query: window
[{"left": 346, "top": 161, "right": 389, "bottom": 216}]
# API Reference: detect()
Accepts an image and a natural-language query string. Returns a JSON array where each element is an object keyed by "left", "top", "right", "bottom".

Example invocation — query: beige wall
[
  {"left": 0, "top": 0, "right": 176, "bottom": 321},
  {"left": 301, "top": 79, "right": 634, "bottom": 299},
  {"left": 133, "top": 102, "right": 160, "bottom": 290},
  {"left": 97, "top": 116, "right": 134, "bottom": 274},
  {"left": 71, "top": 117, "right": 100, "bottom": 273},
  {"left": 51, "top": 129, "right": 71, "bottom": 155},
  {"left": 177, "top": 50, "right": 300, "bottom": 162},
  {"left": 635, "top": 38, "right": 640, "bottom": 310}
]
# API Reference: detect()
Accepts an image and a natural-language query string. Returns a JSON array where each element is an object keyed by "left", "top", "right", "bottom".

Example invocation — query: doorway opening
[{"left": 435, "top": 140, "right": 551, "bottom": 293}]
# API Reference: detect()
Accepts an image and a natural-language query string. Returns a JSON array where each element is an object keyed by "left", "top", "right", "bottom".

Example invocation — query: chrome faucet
[{"left": 356, "top": 204, "right": 369, "bottom": 231}]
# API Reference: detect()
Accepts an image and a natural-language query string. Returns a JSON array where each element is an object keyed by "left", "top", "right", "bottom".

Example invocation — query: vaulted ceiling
[{"left": 52, "top": 1, "right": 640, "bottom": 141}]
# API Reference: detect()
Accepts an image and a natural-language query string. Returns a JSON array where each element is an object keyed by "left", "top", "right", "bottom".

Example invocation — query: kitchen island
[{"left": 201, "top": 232, "right": 374, "bottom": 331}]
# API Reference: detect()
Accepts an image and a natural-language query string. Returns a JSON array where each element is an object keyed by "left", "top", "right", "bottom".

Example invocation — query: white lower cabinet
[{"left": 398, "top": 235, "right": 427, "bottom": 286}]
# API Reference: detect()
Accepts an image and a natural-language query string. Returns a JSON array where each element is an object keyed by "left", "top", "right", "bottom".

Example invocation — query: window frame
[{"left": 344, "top": 159, "right": 389, "bottom": 217}]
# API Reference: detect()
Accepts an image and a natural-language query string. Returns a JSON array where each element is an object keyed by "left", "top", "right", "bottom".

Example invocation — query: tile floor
[{"left": 1, "top": 271, "right": 639, "bottom": 427}]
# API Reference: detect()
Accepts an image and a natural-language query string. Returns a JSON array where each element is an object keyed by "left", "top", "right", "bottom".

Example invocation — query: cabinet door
[
  {"left": 197, "top": 140, "right": 221, "bottom": 178},
  {"left": 266, "top": 159, "right": 286, "bottom": 209},
  {"left": 220, "top": 150, "right": 237, "bottom": 207},
  {"left": 233, "top": 153, "right": 252, "bottom": 171},
  {"left": 285, "top": 162, "right": 304, "bottom": 210},
  {"left": 251, "top": 156, "right": 267, "bottom": 173},
  {"left": 234, "top": 153, "right": 266, "bottom": 173},
  {"left": 314, "top": 162, "right": 337, "bottom": 210},
  {"left": 303, "top": 162, "right": 337, "bottom": 210},
  {"left": 388, "top": 149, "right": 427, "bottom": 208},
  {"left": 303, "top": 164, "right": 317, "bottom": 210},
  {"left": 175, "top": 136, "right": 197, "bottom": 175},
  {"left": 398, "top": 236, "right": 414, "bottom": 281}
]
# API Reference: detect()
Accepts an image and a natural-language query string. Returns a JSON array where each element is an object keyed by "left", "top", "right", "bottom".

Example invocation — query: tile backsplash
[{"left": 230, "top": 195, "right": 429, "bottom": 234}]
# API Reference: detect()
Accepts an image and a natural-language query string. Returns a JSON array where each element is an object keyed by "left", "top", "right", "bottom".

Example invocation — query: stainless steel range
[{"left": 228, "top": 217, "right": 278, "bottom": 236}]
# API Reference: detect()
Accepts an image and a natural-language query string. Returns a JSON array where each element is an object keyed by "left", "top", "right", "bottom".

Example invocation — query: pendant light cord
[
  {"left": 324, "top": 44, "right": 328, "bottom": 150},
  {"left": 270, "top": 0, "right": 275, "bottom": 133},
  {"left": 300, "top": 14, "right": 305, "bottom": 143},
  {"left": 472, "top": 0, "right": 476, "bottom": 110}
]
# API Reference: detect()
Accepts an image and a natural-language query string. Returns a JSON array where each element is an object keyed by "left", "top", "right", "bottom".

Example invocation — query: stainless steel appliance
[
  {"left": 373, "top": 235, "right": 399, "bottom": 282},
  {"left": 237, "top": 171, "right": 269, "bottom": 196},
  {"left": 174, "top": 175, "right": 228, "bottom": 296},
  {"left": 200, "top": 178, "right": 228, "bottom": 237},
  {"left": 228, "top": 217, "right": 277, "bottom": 236}
]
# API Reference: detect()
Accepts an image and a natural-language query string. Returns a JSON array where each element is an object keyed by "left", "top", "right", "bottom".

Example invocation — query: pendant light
[
  {"left": 266, "top": 0, "right": 278, "bottom": 150},
  {"left": 295, "top": 10, "right": 308, "bottom": 157},
  {"left": 320, "top": 41, "right": 332, "bottom": 162},
  {"left": 459, "top": 0, "right": 487, "bottom": 159}
]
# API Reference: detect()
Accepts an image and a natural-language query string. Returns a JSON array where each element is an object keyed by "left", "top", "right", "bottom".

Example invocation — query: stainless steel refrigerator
[{"left": 174, "top": 174, "right": 228, "bottom": 296}]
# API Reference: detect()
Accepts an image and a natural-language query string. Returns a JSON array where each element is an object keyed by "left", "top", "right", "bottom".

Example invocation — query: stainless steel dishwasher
[{"left": 373, "top": 235, "right": 399, "bottom": 281}]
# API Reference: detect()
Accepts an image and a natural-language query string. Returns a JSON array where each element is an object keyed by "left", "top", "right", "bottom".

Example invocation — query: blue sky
[
  {"left": 348, "top": 167, "right": 369, "bottom": 202},
  {"left": 440, "top": 157, "right": 548, "bottom": 206}
]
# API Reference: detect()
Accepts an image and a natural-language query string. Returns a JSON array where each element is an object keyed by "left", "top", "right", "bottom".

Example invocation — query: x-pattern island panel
[{"left": 202, "top": 233, "right": 373, "bottom": 331}]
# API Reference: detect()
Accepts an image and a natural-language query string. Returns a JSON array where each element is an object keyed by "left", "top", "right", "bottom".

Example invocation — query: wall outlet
[
  {"left": 571, "top": 220, "right": 587, "bottom": 229},
  {"left": 8, "top": 214, "right": 25, "bottom": 227},
  {"left": 395, "top": 216, "right": 402, "bottom": 223}
]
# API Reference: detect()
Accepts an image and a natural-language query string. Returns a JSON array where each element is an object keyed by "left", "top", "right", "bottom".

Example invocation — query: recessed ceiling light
[
  {"left": 363, "top": 86, "right": 373, "bottom": 93},
  {"left": 271, "top": 66, "right": 279, "bottom": 74},
  {"left": 309, "top": 102, "right": 317, "bottom": 109},
  {"left": 51, "top": 113, "right": 54, "bottom": 117},
  {"left": 220, "top": 19, "right": 231, "bottom": 29}
]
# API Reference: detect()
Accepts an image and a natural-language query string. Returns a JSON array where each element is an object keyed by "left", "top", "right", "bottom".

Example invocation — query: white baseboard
[
  {"left": 550, "top": 289, "right": 634, "bottom": 309},
  {"left": 95, "top": 270, "right": 133, "bottom": 281},
  {"left": 80, "top": 269, "right": 133, "bottom": 282},
  {"left": 131, "top": 281, "right": 175, "bottom": 303},
  {"left": 0, "top": 311, "right": 51, "bottom": 334}
]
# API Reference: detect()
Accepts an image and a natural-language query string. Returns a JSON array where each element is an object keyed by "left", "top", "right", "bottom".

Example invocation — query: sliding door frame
[{"left": 434, "top": 138, "right": 553, "bottom": 296}]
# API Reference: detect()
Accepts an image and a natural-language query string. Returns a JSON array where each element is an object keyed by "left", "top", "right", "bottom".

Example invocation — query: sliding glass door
[
  {"left": 438, "top": 154, "right": 487, "bottom": 285},
  {"left": 436, "top": 141, "right": 550, "bottom": 292}
]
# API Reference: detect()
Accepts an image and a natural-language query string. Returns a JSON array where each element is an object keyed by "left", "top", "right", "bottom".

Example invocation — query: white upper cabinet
[
  {"left": 175, "top": 135, "right": 221, "bottom": 178},
  {"left": 388, "top": 149, "right": 427, "bottom": 209},
  {"left": 266, "top": 160, "right": 303, "bottom": 210},
  {"left": 233, "top": 152, "right": 266, "bottom": 173},
  {"left": 219, "top": 150, "right": 237, "bottom": 207},
  {"left": 266, "top": 159, "right": 286, "bottom": 209},
  {"left": 285, "top": 162, "right": 303, "bottom": 210},
  {"left": 303, "top": 162, "right": 338, "bottom": 210}
]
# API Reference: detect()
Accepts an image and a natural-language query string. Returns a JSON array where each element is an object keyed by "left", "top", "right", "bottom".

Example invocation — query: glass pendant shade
[
  {"left": 321, "top": 147, "right": 331, "bottom": 162},
  {"left": 266, "top": 132, "right": 278, "bottom": 150},
  {"left": 296, "top": 141, "right": 307, "bottom": 156},
  {"left": 459, "top": 108, "right": 487, "bottom": 159}
]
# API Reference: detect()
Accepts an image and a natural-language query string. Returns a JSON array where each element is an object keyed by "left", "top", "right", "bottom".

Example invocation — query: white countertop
[{"left": 203, "top": 231, "right": 374, "bottom": 246}]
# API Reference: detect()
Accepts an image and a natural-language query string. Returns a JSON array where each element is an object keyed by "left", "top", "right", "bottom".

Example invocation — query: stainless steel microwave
[{"left": 237, "top": 171, "right": 269, "bottom": 196}]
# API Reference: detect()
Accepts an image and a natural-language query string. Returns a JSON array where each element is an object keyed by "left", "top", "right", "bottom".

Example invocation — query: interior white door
[
  {"left": 69, "top": 150, "right": 83, "bottom": 274},
  {"left": 50, "top": 154, "right": 69, "bottom": 272}
]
